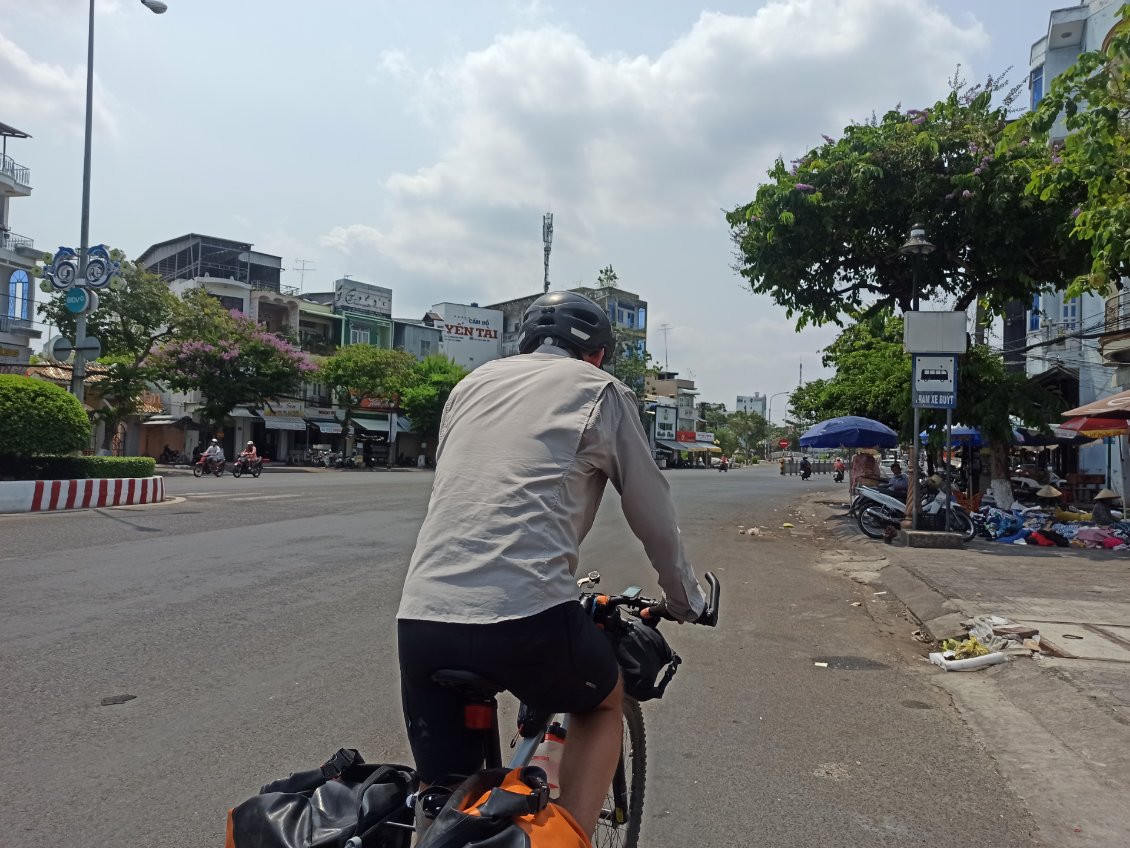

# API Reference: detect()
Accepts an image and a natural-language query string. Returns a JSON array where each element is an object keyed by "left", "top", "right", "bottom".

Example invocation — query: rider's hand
[{"left": 641, "top": 598, "right": 687, "bottom": 625}]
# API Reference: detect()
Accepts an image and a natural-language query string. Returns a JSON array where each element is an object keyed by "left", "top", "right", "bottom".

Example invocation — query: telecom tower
[{"left": 542, "top": 212, "right": 553, "bottom": 293}]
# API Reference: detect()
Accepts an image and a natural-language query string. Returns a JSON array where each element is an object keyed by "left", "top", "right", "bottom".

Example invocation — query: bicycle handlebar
[{"left": 586, "top": 571, "right": 721, "bottom": 627}]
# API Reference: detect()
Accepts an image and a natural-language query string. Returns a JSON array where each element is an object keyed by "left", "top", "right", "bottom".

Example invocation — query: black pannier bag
[{"left": 225, "top": 748, "right": 415, "bottom": 848}]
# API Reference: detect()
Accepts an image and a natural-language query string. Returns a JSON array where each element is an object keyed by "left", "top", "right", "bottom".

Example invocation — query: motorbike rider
[
  {"left": 833, "top": 455, "right": 845, "bottom": 482},
  {"left": 396, "top": 291, "right": 707, "bottom": 837},
  {"left": 202, "top": 439, "right": 224, "bottom": 471},
  {"left": 799, "top": 455, "right": 813, "bottom": 480},
  {"left": 239, "top": 440, "right": 258, "bottom": 468},
  {"left": 883, "top": 462, "right": 909, "bottom": 498}
]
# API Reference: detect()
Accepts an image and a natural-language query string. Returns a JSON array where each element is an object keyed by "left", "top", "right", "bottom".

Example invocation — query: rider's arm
[{"left": 588, "top": 383, "right": 708, "bottom": 622}]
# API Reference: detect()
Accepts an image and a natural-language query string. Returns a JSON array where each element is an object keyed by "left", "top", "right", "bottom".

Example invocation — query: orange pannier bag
[{"left": 417, "top": 766, "right": 591, "bottom": 848}]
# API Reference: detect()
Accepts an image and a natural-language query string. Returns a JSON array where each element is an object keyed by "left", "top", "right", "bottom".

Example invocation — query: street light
[
  {"left": 898, "top": 222, "right": 934, "bottom": 528},
  {"left": 765, "top": 390, "right": 790, "bottom": 458},
  {"left": 898, "top": 222, "right": 935, "bottom": 312},
  {"left": 71, "top": 0, "right": 168, "bottom": 402}
]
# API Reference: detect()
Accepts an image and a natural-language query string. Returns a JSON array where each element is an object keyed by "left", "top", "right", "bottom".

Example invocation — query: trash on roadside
[
  {"left": 813, "top": 661, "right": 829, "bottom": 668},
  {"left": 873, "top": 591, "right": 887, "bottom": 596},
  {"left": 782, "top": 522, "right": 795, "bottom": 528},
  {"left": 940, "top": 635, "right": 990, "bottom": 659},
  {"left": 911, "top": 629, "right": 932, "bottom": 643},
  {"left": 929, "top": 650, "right": 1008, "bottom": 672},
  {"left": 850, "top": 601, "right": 862, "bottom": 607}
]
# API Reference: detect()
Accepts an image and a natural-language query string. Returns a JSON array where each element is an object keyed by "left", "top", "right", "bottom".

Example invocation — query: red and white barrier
[{"left": 0, "top": 476, "right": 165, "bottom": 514}]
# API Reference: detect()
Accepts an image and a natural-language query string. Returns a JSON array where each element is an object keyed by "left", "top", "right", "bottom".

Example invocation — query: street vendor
[
  {"left": 1091, "top": 489, "right": 1121, "bottom": 526},
  {"left": 1035, "top": 484, "right": 1063, "bottom": 510},
  {"left": 850, "top": 450, "right": 881, "bottom": 494}
]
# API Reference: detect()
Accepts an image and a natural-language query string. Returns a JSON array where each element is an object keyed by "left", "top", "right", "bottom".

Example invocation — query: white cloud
[
  {"left": 0, "top": 29, "right": 120, "bottom": 140},
  {"left": 324, "top": 0, "right": 987, "bottom": 312}
]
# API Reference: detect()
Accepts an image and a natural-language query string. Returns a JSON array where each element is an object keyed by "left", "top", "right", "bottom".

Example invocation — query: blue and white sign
[
  {"left": 64, "top": 287, "right": 97, "bottom": 314},
  {"left": 913, "top": 353, "right": 958, "bottom": 409}
]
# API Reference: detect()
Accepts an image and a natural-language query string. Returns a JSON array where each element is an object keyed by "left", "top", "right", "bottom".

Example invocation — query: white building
[
  {"left": 1025, "top": 0, "right": 1125, "bottom": 484},
  {"left": 736, "top": 394, "right": 767, "bottom": 418},
  {"left": 0, "top": 122, "right": 41, "bottom": 370}
]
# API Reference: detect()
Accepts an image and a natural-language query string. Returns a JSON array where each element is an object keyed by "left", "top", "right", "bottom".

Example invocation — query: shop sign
[
  {"left": 309, "top": 407, "right": 335, "bottom": 418},
  {"left": 334, "top": 279, "right": 392, "bottom": 317},
  {"left": 359, "top": 395, "right": 398, "bottom": 411},
  {"left": 675, "top": 430, "right": 698, "bottom": 442},
  {"left": 431, "top": 303, "right": 503, "bottom": 370},
  {"left": 655, "top": 405, "right": 676, "bottom": 440},
  {"left": 696, "top": 431, "right": 714, "bottom": 443},
  {"left": 262, "top": 399, "right": 305, "bottom": 416},
  {"left": 0, "top": 345, "right": 25, "bottom": 362}
]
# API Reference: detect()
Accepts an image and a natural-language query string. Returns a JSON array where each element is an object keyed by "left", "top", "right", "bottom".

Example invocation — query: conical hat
[
  {"left": 1036, "top": 484, "right": 1062, "bottom": 498},
  {"left": 1094, "top": 488, "right": 1121, "bottom": 500}
]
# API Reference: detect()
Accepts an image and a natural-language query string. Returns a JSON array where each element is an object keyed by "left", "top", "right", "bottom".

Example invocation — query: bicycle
[{"left": 372, "top": 570, "right": 721, "bottom": 848}]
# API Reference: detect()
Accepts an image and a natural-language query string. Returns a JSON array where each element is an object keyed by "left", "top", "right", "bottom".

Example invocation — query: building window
[
  {"left": 350, "top": 327, "right": 371, "bottom": 345},
  {"left": 1062, "top": 297, "right": 1079, "bottom": 332},
  {"left": 420, "top": 339, "right": 433, "bottom": 357},
  {"left": 7, "top": 269, "right": 30, "bottom": 320},
  {"left": 1030, "top": 65, "right": 1044, "bottom": 110},
  {"left": 636, "top": 306, "right": 646, "bottom": 330},
  {"left": 1029, "top": 294, "right": 1041, "bottom": 332}
]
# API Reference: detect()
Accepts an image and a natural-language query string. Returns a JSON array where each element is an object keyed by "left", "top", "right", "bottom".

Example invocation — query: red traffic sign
[{"left": 778, "top": 438, "right": 789, "bottom": 449}]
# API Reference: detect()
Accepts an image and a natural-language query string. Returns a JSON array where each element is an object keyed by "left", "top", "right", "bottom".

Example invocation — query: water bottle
[{"left": 529, "top": 722, "right": 567, "bottom": 798}]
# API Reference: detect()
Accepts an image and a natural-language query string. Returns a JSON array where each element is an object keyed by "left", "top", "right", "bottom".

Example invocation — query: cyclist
[{"left": 397, "top": 291, "right": 707, "bottom": 837}]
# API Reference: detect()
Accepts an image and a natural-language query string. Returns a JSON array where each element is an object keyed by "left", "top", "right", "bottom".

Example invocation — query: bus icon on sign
[{"left": 919, "top": 368, "right": 949, "bottom": 383}]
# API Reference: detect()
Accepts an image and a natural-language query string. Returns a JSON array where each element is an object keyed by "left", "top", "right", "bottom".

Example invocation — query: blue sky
[{"left": 0, "top": 0, "right": 1071, "bottom": 414}]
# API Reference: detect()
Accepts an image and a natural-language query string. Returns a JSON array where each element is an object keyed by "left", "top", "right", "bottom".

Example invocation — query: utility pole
[
  {"left": 293, "top": 259, "right": 316, "bottom": 293},
  {"left": 799, "top": 361, "right": 803, "bottom": 387},
  {"left": 660, "top": 323, "right": 673, "bottom": 370},
  {"left": 542, "top": 212, "right": 553, "bottom": 293}
]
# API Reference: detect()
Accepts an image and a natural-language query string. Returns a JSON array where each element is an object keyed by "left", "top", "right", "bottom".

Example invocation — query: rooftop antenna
[
  {"left": 799, "top": 361, "right": 803, "bottom": 387},
  {"left": 542, "top": 212, "right": 554, "bottom": 293},
  {"left": 660, "top": 322, "right": 673, "bottom": 370},
  {"left": 293, "top": 259, "right": 316, "bottom": 293}
]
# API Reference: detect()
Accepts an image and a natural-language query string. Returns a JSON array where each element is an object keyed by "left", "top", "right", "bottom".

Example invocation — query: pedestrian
[
  {"left": 1091, "top": 488, "right": 1121, "bottom": 526},
  {"left": 396, "top": 291, "right": 708, "bottom": 838},
  {"left": 969, "top": 449, "right": 983, "bottom": 494}
]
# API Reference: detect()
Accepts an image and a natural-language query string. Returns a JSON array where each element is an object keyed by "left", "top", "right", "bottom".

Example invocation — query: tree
[
  {"left": 317, "top": 345, "right": 419, "bottom": 444},
  {"left": 397, "top": 354, "right": 469, "bottom": 438},
  {"left": 1008, "top": 5, "right": 1130, "bottom": 290},
  {"left": 0, "top": 375, "right": 91, "bottom": 457},
  {"left": 38, "top": 260, "right": 181, "bottom": 450},
  {"left": 727, "top": 72, "right": 1089, "bottom": 328},
  {"left": 788, "top": 314, "right": 910, "bottom": 430},
  {"left": 727, "top": 411, "right": 769, "bottom": 458},
  {"left": 151, "top": 289, "right": 317, "bottom": 429},
  {"left": 606, "top": 328, "right": 657, "bottom": 402},
  {"left": 596, "top": 265, "right": 619, "bottom": 287}
]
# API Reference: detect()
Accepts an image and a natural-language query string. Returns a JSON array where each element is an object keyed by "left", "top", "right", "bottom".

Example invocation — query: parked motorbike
[
  {"left": 855, "top": 484, "right": 976, "bottom": 542},
  {"left": 193, "top": 455, "right": 225, "bottom": 478},
  {"left": 231, "top": 455, "right": 263, "bottom": 478}
]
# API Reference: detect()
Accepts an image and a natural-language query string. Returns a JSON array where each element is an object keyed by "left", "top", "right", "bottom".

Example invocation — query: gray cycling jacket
[{"left": 397, "top": 344, "right": 707, "bottom": 624}]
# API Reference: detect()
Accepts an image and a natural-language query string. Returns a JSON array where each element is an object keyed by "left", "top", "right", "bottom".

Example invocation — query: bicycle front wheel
[{"left": 593, "top": 696, "right": 645, "bottom": 848}]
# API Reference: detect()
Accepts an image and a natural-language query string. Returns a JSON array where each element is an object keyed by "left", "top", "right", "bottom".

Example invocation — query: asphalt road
[{"left": 0, "top": 466, "right": 1037, "bottom": 847}]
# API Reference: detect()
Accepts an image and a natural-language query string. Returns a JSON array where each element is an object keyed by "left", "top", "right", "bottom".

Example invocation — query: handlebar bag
[
  {"left": 416, "top": 766, "right": 590, "bottom": 848},
  {"left": 225, "top": 748, "right": 415, "bottom": 848},
  {"left": 607, "top": 617, "right": 679, "bottom": 702}
]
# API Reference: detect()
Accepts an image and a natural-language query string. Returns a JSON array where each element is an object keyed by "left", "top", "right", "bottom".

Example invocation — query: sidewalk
[{"left": 802, "top": 493, "right": 1130, "bottom": 846}]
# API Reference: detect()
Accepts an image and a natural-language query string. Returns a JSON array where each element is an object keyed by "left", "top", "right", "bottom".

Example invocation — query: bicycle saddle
[{"left": 430, "top": 669, "right": 503, "bottom": 699}]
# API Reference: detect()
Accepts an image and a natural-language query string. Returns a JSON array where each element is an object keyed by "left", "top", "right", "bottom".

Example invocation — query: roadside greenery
[
  {"left": 0, "top": 375, "right": 91, "bottom": 458},
  {"left": 397, "top": 354, "right": 469, "bottom": 438},
  {"left": 1, "top": 455, "right": 156, "bottom": 481},
  {"left": 727, "top": 71, "right": 1088, "bottom": 328},
  {"left": 317, "top": 345, "right": 420, "bottom": 442}
]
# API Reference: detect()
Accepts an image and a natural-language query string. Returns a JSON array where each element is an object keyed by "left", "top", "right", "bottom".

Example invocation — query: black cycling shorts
[{"left": 398, "top": 601, "right": 620, "bottom": 784}]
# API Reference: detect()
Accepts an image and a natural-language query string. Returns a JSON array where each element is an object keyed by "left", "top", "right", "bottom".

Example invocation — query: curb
[{"left": 0, "top": 476, "right": 166, "bottom": 514}]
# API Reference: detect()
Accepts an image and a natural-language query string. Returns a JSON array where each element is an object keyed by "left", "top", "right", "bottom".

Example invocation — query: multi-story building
[
  {"left": 1025, "top": 1, "right": 1125, "bottom": 486},
  {"left": 736, "top": 394, "right": 767, "bottom": 417},
  {"left": 394, "top": 318, "right": 443, "bottom": 362},
  {"left": 303, "top": 278, "right": 394, "bottom": 350},
  {"left": 0, "top": 122, "right": 41, "bottom": 371},
  {"left": 647, "top": 370, "right": 699, "bottom": 434}
]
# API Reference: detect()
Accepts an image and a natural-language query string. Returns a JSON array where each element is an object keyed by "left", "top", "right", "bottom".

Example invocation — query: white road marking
[{"left": 224, "top": 494, "right": 305, "bottom": 502}]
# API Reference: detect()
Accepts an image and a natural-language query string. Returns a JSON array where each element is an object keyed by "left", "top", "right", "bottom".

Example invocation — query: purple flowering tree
[
  {"left": 152, "top": 289, "right": 316, "bottom": 428},
  {"left": 727, "top": 71, "right": 1089, "bottom": 327}
]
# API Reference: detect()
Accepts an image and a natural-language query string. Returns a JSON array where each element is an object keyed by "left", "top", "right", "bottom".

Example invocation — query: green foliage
[
  {"left": 0, "top": 375, "right": 91, "bottom": 457},
  {"left": 318, "top": 345, "right": 420, "bottom": 438},
  {"left": 712, "top": 426, "right": 739, "bottom": 457},
  {"left": 0, "top": 455, "right": 156, "bottom": 480},
  {"left": 728, "top": 71, "right": 1089, "bottom": 328},
  {"left": 398, "top": 354, "right": 469, "bottom": 437},
  {"left": 151, "top": 289, "right": 317, "bottom": 427},
  {"left": 606, "top": 328, "right": 656, "bottom": 402},
  {"left": 726, "top": 411, "right": 769, "bottom": 455},
  {"left": 596, "top": 265, "right": 619, "bottom": 287},
  {"left": 1007, "top": 5, "right": 1130, "bottom": 289}
]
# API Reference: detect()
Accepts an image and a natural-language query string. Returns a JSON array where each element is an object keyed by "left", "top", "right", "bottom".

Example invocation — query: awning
[
  {"left": 143, "top": 415, "right": 178, "bottom": 426},
  {"left": 229, "top": 407, "right": 261, "bottom": 419},
  {"left": 309, "top": 419, "right": 343, "bottom": 434},
  {"left": 657, "top": 439, "right": 705, "bottom": 452},
  {"left": 353, "top": 415, "right": 390, "bottom": 433},
  {"left": 698, "top": 444, "right": 722, "bottom": 453},
  {"left": 262, "top": 416, "right": 307, "bottom": 431},
  {"left": 397, "top": 416, "right": 415, "bottom": 433},
  {"left": 1063, "top": 389, "right": 1130, "bottom": 419}
]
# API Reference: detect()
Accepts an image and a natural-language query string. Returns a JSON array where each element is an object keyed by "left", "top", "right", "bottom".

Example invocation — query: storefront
[
  {"left": 352, "top": 412, "right": 392, "bottom": 467},
  {"left": 257, "top": 401, "right": 308, "bottom": 464},
  {"left": 305, "top": 407, "right": 343, "bottom": 454}
]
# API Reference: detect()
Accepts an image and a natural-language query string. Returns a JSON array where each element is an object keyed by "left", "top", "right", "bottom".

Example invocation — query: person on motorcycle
[
  {"left": 202, "top": 439, "right": 224, "bottom": 471},
  {"left": 833, "top": 456, "right": 845, "bottom": 482},
  {"left": 885, "top": 462, "right": 909, "bottom": 497},
  {"left": 799, "top": 456, "right": 812, "bottom": 479},
  {"left": 239, "top": 441, "right": 258, "bottom": 465},
  {"left": 396, "top": 291, "right": 708, "bottom": 837}
]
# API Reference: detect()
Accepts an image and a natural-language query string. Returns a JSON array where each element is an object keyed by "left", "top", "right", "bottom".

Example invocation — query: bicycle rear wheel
[{"left": 593, "top": 696, "right": 645, "bottom": 848}]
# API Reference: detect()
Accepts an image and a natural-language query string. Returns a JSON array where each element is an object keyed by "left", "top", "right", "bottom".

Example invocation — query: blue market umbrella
[
  {"left": 918, "top": 425, "right": 983, "bottom": 446},
  {"left": 799, "top": 416, "right": 898, "bottom": 449}
]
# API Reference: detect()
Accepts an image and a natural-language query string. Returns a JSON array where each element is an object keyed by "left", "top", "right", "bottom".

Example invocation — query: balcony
[
  {"left": 0, "top": 230, "right": 37, "bottom": 261},
  {"left": 0, "top": 155, "right": 31, "bottom": 196},
  {"left": 1100, "top": 291, "right": 1130, "bottom": 364},
  {"left": 0, "top": 315, "right": 38, "bottom": 336}
]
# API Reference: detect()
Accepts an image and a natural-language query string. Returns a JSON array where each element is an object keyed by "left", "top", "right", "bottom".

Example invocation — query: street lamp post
[
  {"left": 765, "top": 390, "right": 790, "bottom": 458},
  {"left": 70, "top": 0, "right": 167, "bottom": 403},
  {"left": 899, "top": 222, "right": 935, "bottom": 530}
]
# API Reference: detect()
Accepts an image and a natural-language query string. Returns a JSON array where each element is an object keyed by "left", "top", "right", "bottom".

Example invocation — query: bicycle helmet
[{"left": 516, "top": 291, "right": 614, "bottom": 359}]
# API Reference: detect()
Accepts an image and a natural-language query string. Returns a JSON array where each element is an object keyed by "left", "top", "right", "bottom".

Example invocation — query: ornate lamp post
[
  {"left": 70, "top": 0, "right": 167, "bottom": 402},
  {"left": 899, "top": 223, "right": 935, "bottom": 528}
]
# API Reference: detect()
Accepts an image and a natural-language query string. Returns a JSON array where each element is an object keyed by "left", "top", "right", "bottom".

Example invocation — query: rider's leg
[{"left": 557, "top": 674, "right": 623, "bottom": 834}]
